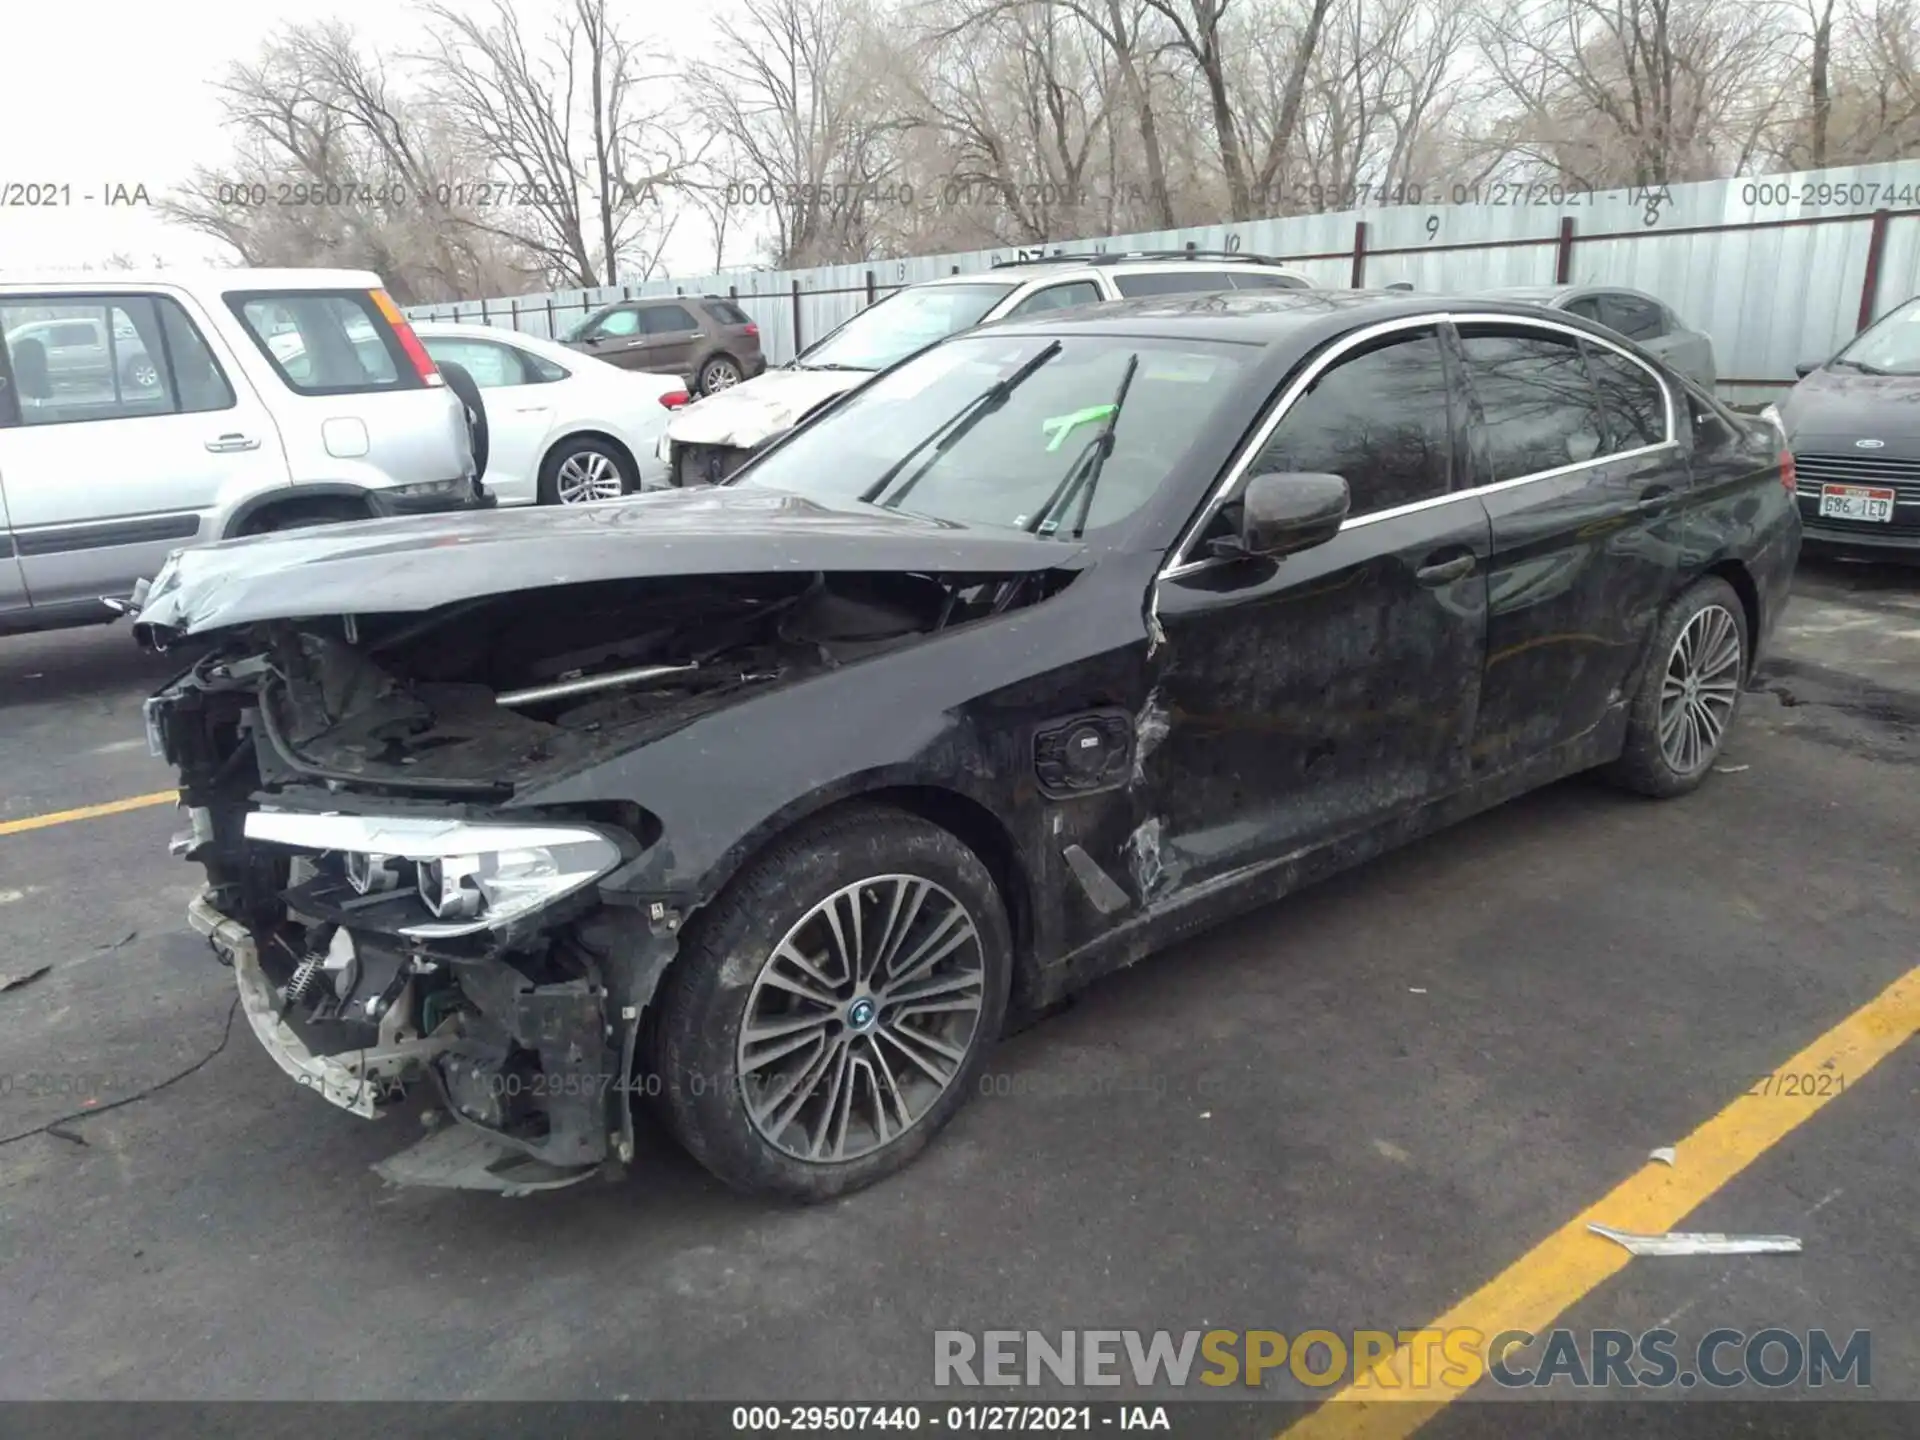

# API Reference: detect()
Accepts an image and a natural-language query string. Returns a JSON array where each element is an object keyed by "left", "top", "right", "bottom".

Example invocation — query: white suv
[
  {"left": 659, "top": 250, "right": 1313, "bottom": 486},
  {"left": 0, "top": 268, "right": 485, "bottom": 637}
]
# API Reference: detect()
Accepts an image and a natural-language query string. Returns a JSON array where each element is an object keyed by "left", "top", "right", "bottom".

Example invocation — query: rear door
[
  {"left": 224, "top": 288, "right": 469, "bottom": 491},
  {"left": 640, "top": 302, "right": 704, "bottom": 380},
  {"left": 0, "top": 341, "right": 26, "bottom": 620},
  {"left": 1456, "top": 316, "right": 1685, "bottom": 775},
  {"left": 0, "top": 289, "right": 288, "bottom": 609},
  {"left": 419, "top": 334, "right": 557, "bottom": 505},
  {"left": 1144, "top": 322, "right": 1491, "bottom": 891}
]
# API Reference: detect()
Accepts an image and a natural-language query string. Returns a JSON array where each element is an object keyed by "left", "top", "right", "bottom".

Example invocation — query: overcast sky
[{"left": 0, "top": 0, "right": 714, "bottom": 281}]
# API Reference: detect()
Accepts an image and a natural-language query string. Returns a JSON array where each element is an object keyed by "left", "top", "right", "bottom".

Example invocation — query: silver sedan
[{"left": 1479, "top": 284, "right": 1718, "bottom": 392}]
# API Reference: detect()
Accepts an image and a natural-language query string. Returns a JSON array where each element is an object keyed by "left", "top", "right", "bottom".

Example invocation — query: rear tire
[
  {"left": 651, "top": 804, "right": 1012, "bottom": 1200},
  {"left": 698, "top": 354, "right": 743, "bottom": 394},
  {"left": 1602, "top": 577, "right": 1748, "bottom": 798},
  {"left": 539, "top": 436, "right": 636, "bottom": 505},
  {"left": 122, "top": 354, "right": 160, "bottom": 390}
]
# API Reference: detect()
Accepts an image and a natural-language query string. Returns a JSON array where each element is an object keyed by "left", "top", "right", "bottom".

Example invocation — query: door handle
[
  {"left": 514, "top": 406, "right": 552, "bottom": 414},
  {"left": 1415, "top": 554, "right": 1475, "bottom": 586},
  {"left": 205, "top": 433, "right": 261, "bottom": 453},
  {"left": 623, "top": 340, "right": 645, "bottom": 348}
]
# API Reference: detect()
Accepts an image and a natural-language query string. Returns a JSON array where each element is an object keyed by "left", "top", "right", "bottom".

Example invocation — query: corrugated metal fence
[{"left": 407, "top": 161, "right": 1920, "bottom": 405}]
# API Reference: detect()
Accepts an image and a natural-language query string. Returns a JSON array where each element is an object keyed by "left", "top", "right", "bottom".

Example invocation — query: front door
[
  {"left": 579, "top": 306, "right": 647, "bottom": 368},
  {"left": 0, "top": 290, "right": 287, "bottom": 610},
  {"left": 1454, "top": 318, "right": 1685, "bottom": 776},
  {"left": 1141, "top": 323, "right": 1491, "bottom": 900}
]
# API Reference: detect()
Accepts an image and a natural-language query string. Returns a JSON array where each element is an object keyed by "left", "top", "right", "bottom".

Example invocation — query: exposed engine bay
[{"left": 148, "top": 565, "right": 1068, "bottom": 1194}]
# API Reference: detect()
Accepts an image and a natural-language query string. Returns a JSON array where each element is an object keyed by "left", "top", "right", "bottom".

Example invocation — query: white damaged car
[{"left": 657, "top": 251, "right": 1312, "bottom": 486}]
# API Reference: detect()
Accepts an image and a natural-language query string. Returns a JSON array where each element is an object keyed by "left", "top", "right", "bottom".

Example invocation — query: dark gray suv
[{"left": 560, "top": 295, "right": 766, "bottom": 395}]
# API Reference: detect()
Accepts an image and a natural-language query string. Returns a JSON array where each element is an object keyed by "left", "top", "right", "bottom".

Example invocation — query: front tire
[
  {"left": 1603, "top": 577, "right": 1748, "bottom": 798},
  {"left": 652, "top": 805, "right": 1012, "bottom": 1200}
]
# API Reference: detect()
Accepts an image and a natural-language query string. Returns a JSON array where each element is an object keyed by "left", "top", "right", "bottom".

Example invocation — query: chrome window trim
[{"left": 1159, "top": 309, "right": 1678, "bottom": 580}]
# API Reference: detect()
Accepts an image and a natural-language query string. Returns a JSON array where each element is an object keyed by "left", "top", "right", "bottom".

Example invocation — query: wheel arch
[
  {"left": 666, "top": 776, "right": 1043, "bottom": 1013},
  {"left": 223, "top": 484, "right": 373, "bottom": 538},
  {"left": 1697, "top": 556, "right": 1762, "bottom": 679}
]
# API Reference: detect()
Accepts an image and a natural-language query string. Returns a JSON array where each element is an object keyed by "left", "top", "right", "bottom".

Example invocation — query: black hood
[
  {"left": 134, "top": 486, "right": 1083, "bottom": 640},
  {"left": 1781, "top": 366, "right": 1920, "bottom": 447}
]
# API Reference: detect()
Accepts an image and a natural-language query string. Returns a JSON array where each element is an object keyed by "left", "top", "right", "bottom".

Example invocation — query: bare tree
[
  {"left": 1477, "top": 0, "right": 1800, "bottom": 189},
  {"left": 158, "top": 22, "right": 543, "bottom": 302},
  {"left": 419, "top": 0, "right": 686, "bottom": 286},
  {"left": 685, "top": 0, "right": 914, "bottom": 267}
]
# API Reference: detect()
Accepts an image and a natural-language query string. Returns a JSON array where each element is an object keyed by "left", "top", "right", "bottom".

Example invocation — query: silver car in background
[{"left": 1480, "top": 285, "right": 1718, "bottom": 391}]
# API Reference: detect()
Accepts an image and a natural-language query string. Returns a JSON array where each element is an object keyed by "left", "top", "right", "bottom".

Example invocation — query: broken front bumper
[{"left": 187, "top": 891, "right": 450, "bottom": 1120}]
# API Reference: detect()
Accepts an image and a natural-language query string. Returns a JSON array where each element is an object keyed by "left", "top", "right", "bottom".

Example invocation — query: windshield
[
  {"left": 734, "top": 333, "right": 1254, "bottom": 535},
  {"left": 798, "top": 283, "right": 1018, "bottom": 371},
  {"left": 1831, "top": 298, "right": 1920, "bottom": 375}
]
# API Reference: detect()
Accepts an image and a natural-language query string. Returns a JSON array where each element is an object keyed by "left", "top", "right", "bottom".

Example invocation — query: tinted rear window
[
  {"left": 706, "top": 299, "right": 753, "bottom": 326},
  {"left": 1112, "top": 271, "right": 1240, "bottom": 297},
  {"left": 1229, "top": 272, "right": 1308, "bottom": 289},
  {"left": 227, "top": 290, "right": 415, "bottom": 395}
]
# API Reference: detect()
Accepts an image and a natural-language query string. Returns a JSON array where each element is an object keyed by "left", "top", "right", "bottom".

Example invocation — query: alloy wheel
[
  {"left": 1659, "top": 603, "right": 1742, "bottom": 776},
  {"left": 703, "top": 360, "right": 741, "bottom": 393},
  {"left": 554, "top": 449, "right": 625, "bottom": 503},
  {"left": 737, "top": 875, "right": 987, "bottom": 1163},
  {"left": 130, "top": 360, "right": 158, "bottom": 389}
]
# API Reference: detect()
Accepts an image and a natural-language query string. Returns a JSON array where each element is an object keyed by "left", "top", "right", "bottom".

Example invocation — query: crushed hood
[
  {"left": 133, "top": 486, "right": 1081, "bottom": 640},
  {"left": 664, "top": 367, "right": 868, "bottom": 448}
]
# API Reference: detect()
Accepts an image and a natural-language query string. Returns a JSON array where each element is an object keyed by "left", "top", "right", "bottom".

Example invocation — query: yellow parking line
[
  {"left": 0, "top": 791, "right": 176, "bottom": 838},
  {"left": 1279, "top": 963, "right": 1920, "bottom": 1440}
]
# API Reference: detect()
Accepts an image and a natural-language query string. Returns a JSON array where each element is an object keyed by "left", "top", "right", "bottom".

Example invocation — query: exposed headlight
[
  {"left": 1759, "top": 403, "right": 1784, "bottom": 434},
  {"left": 244, "top": 813, "right": 622, "bottom": 938}
]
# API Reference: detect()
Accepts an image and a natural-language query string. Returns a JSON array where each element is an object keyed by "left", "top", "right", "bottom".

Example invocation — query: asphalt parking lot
[{"left": 1, "top": 557, "right": 1916, "bottom": 1433}]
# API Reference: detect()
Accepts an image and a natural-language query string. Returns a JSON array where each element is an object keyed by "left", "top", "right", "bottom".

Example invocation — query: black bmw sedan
[
  {"left": 1768, "top": 294, "right": 1920, "bottom": 556},
  {"left": 135, "top": 290, "right": 1800, "bottom": 1201}
]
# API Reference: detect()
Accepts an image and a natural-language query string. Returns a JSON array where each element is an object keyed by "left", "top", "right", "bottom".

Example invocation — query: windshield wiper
[
  {"left": 1024, "top": 353, "right": 1140, "bottom": 540},
  {"left": 858, "top": 340, "right": 1064, "bottom": 509}
]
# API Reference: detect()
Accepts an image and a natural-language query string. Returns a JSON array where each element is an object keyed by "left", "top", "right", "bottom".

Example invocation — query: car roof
[
  {"left": 911, "top": 258, "right": 1312, "bottom": 287},
  {"left": 0, "top": 267, "right": 385, "bottom": 296},
  {"left": 973, "top": 288, "right": 1623, "bottom": 349},
  {"left": 415, "top": 320, "right": 577, "bottom": 359}
]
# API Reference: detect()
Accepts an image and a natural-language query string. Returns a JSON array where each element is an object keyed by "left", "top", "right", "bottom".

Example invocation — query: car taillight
[
  {"left": 659, "top": 389, "right": 690, "bottom": 409},
  {"left": 1780, "top": 449, "right": 1796, "bottom": 495},
  {"left": 370, "top": 289, "right": 443, "bottom": 388},
  {"left": 743, "top": 323, "right": 759, "bottom": 337}
]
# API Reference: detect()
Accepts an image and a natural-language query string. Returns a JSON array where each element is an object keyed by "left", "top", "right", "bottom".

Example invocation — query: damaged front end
[{"left": 142, "top": 541, "right": 1070, "bottom": 1194}]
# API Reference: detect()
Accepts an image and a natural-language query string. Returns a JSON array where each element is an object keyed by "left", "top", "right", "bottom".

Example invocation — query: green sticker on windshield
[{"left": 1041, "top": 404, "right": 1118, "bottom": 451}]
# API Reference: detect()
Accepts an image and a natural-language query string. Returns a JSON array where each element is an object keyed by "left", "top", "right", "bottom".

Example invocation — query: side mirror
[
  {"left": 1216, "top": 471, "right": 1350, "bottom": 558},
  {"left": 1794, "top": 359, "right": 1821, "bottom": 378}
]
